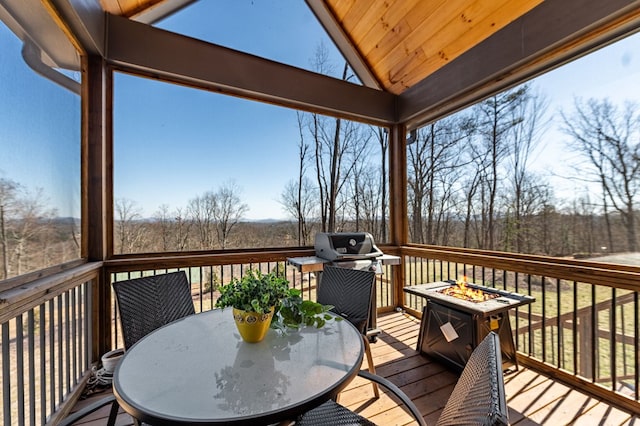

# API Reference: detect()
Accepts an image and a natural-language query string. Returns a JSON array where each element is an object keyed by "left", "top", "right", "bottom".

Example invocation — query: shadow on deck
[{"left": 69, "top": 312, "right": 640, "bottom": 425}]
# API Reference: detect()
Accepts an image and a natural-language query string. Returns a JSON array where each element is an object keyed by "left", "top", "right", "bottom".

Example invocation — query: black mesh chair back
[
  {"left": 112, "top": 271, "right": 195, "bottom": 350},
  {"left": 436, "top": 332, "right": 509, "bottom": 426},
  {"left": 317, "top": 265, "right": 375, "bottom": 333},
  {"left": 317, "top": 265, "right": 380, "bottom": 397}
]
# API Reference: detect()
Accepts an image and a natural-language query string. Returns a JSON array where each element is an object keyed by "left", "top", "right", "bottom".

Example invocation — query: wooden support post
[
  {"left": 388, "top": 123, "right": 407, "bottom": 308},
  {"left": 84, "top": 55, "right": 111, "bottom": 360}
]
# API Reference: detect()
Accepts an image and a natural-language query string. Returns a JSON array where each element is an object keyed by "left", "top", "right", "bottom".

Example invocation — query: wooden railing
[
  {"left": 104, "top": 248, "right": 398, "bottom": 349},
  {"left": 400, "top": 244, "right": 640, "bottom": 414},
  {"left": 0, "top": 262, "right": 102, "bottom": 425},
  {"left": 2, "top": 245, "right": 640, "bottom": 423}
]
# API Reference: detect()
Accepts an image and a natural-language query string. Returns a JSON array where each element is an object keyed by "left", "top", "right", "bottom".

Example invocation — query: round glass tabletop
[{"left": 113, "top": 308, "right": 364, "bottom": 425}]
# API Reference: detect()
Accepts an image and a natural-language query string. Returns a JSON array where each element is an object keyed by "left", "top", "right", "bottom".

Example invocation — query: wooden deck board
[{"left": 68, "top": 311, "right": 640, "bottom": 425}]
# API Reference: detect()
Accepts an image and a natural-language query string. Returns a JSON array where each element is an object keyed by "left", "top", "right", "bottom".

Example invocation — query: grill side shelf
[{"left": 286, "top": 256, "right": 327, "bottom": 273}]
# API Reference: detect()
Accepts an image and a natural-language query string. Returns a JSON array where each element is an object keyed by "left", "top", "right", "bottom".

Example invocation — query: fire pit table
[{"left": 404, "top": 280, "right": 535, "bottom": 373}]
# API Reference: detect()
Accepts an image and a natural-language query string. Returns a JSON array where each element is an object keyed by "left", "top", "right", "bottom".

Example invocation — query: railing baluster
[
  {"left": 71, "top": 289, "right": 77, "bottom": 391},
  {"left": 39, "top": 303, "right": 46, "bottom": 425},
  {"left": 57, "top": 296, "right": 63, "bottom": 405},
  {"left": 28, "top": 310, "right": 35, "bottom": 425},
  {"left": 573, "top": 281, "right": 578, "bottom": 375},
  {"left": 635, "top": 292, "right": 639, "bottom": 401},
  {"left": 541, "top": 276, "right": 546, "bottom": 363},
  {"left": 527, "top": 275, "right": 533, "bottom": 356},
  {"left": 556, "top": 278, "right": 561, "bottom": 368},
  {"left": 64, "top": 292, "right": 71, "bottom": 395},
  {"left": 611, "top": 287, "right": 617, "bottom": 390},
  {"left": 48, "top": 298, "right": 55, "bottom": 415},
  {"left": 591, "top": 284, "right": 597, "bottom": 382},
  {"left": 17, "top": 314, "right": 24, "bottom": 425},
  {"left": 2, "top": 321, "right": 10, "bottom": 426}
]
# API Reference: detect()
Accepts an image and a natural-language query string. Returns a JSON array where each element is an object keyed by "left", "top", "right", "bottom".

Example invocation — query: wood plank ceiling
[
  {"left": 99, "top": 0, "right": 166, "bottom": 18},
  {"left": 98, "top": 0, "right": 544, "bottom": 95},
  {"left": 323, "top": 0, "right": 544, "bottom": 94}
]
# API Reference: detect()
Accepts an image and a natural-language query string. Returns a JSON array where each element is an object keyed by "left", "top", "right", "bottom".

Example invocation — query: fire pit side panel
[
  {"left": 477, "top": 312, "right": 518, "bottom": 370},
  {"left": 419, "top": 303, "right": 474, "bottom": 372}
]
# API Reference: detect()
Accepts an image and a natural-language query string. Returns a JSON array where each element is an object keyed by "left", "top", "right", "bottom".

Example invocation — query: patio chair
[
  {"left": 59, "top": 271, "right": 195, "bottom": 425},
  {"left": 317, "top": 265, "right": 379, "bottom": 398},
  {"left": 57, "top": 395, "right": 119, "bottom": 426},
  {"left": 435, "top": 332, "right": 509, "bottom": 426},
  {"left": 296, "top": 332, "right": 508, "bottom": 426},
  {"left": 112, "top": 270, "right": 196, "bottom": 350}
]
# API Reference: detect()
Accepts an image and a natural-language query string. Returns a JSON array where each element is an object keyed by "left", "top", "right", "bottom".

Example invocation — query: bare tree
[
  {"left": 305, "top": 45, "right": 370, "bottom": 232},
  {"left": 473, "top": 87, "right": 528, "bottom": 249},
  {"left": 351, "top": 164, "right": 383, "bottom": 239},
  {"left": 11, "top": 188, "right": 56, "bottom": 275},
  {"left": 115, "top": 198, "right": 144, "bottom": 253},
  {"left": 504, "top": 86, "right": 549, "bottom": 252},
  {"left": 188, "top": 192, "right": 216, "bottom": 249},
  {"left": 0, "top": 178, "right": 18, "bottom": 279},
  {"left": 213, "top": 181, "right": 248, "bottom": 249},
  {"left": 288, "top": 111, "right": 314, "bottom": 245},
  {"left": 280, "top": 178, "right": 315, "bottom": 245},
  {"left": 173, "top": 207, "right": 192, "bottom": 251},
  {"left": 374, "top": 127, "right": 389, "bottom": 241},
  {"left": 561, "top": 99, "right": 640, "bottom": 252},
  {"left": 408, "top": 115, "right": 472, "bottom": 244},
  {"left": 154, "top": 204, "right": 172, "bottom": 251}
]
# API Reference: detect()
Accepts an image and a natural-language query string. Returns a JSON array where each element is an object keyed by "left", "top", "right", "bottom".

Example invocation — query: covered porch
[
  {"left": 3, "top": 245, "right": 638, "bottom": 424},
  {"left": 2, "top": 0, "right": 640, "bottom": 424}
]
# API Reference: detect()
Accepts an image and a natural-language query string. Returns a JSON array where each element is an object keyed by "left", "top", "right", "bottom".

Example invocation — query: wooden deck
[{"left": 69, "top": 312, "right": 640, "bottom": 425}]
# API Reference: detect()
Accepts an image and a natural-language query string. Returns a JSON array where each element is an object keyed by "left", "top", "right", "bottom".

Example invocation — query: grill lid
[{"left": 314, "top": 232, "right": 383, "bottom": 261}]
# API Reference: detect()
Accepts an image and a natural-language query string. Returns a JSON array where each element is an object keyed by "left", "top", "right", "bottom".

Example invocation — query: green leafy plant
[
  {"left": 215, "top": 269, "right": 338, "bottom": 333},
  {"left": 270, "top": 288, "right": 337, "bottom": 333},
  {"left": 215, "top": 269, "right": 290, "bottom": 314}
]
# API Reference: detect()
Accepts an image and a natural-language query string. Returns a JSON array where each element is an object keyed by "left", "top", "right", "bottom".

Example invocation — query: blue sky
[
  {"left": 1, "top": 2, "right": 639, "bottom": 220},
  {"left": 0, "top": 22, "right": 80, "bottom": 217},
  {"left": 113, "top": 2, "right": 640, "bottom": 220},
  {"left": 114, "top": 0, "right": 349, "bottom": 220}
]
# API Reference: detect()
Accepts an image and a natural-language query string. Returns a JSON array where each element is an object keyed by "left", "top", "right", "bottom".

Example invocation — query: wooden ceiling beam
[
  {"left": 305, "top": 0, "right": 382, "bottom": 90},
  {"left": 105, "top": 13, "right": 396, "bottom": 125},
  {"left": 398, "top": 0, "right": 640, "bottom": 129}
]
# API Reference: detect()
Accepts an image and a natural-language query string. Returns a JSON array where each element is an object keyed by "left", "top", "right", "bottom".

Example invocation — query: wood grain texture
[{"left": 328, "top": 0, "right": 543, "bottom": 93}]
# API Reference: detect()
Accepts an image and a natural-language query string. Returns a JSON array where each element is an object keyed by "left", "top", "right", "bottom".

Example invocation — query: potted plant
[{"left": 215, "top": 269, "right": 336, "bottom": 342}]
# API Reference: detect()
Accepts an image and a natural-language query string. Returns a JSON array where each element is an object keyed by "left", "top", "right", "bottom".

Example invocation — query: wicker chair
[
  {"left": 435, "top": 332, "right": 509, "bottom": 426},
  {"left": 112, "top": 270, "right": 196, "bottom": 350},
  {"left": 296, "top": 332, "right": 508, "bottom": 426},
  {"left": 317, "top": 265, "right": 380, "bottom": 398},
  {"left": 59, "top": 271, "right": 195, "bottom": 426}
]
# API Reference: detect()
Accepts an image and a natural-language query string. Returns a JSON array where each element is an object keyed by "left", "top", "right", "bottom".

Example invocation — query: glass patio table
[{"left": 112, "top": 308, "right": 364, "bottom": 425}]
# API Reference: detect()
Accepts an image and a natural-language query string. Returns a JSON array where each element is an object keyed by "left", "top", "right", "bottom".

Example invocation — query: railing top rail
[
  {"left": 105, "top": 247, "right": 316, "bottom": 272},
  {"left": 402, "top": 244, "right": 640, "bottom": 292},
  {"left": 0, "top": 261, "right": 102, "bottom": 323}
]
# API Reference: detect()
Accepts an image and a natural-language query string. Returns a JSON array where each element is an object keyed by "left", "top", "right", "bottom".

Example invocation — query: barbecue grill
[
  {"left": 404, "top": 280, "right": 535, "bottom": 372},
  {"left": 287, "top": 232, "right": 400, "bottom": 341}
]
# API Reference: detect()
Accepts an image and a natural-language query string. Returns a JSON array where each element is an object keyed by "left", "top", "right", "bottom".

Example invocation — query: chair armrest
[
  {"left": 57, "top": 395, "right": 118, "bottom": 426},
  {"left": 357, "top": 370, "right": 427, "bottom": 426}
]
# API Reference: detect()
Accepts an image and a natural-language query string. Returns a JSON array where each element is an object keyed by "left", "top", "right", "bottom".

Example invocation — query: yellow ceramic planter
[{"left": 232, "top": 308, "right": 274, "bottom": 343}]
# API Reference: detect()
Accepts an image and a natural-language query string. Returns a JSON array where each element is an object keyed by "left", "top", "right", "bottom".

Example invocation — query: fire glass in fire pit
[{"left": 437, "top": 280, "right": 501, "bottom": 303}]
